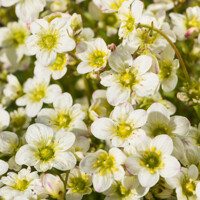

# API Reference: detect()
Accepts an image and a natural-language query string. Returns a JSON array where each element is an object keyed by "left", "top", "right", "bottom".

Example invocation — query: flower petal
[
  {"left": 93, "top": 173, "right": 113, "bottom": 192},
  {"left": 133, "top": 55, "right": 152, "bottom": 75},
  {"left": 91, "top": 118, "right": 116, "bottom": 140},
  {"left": 25, "top": 123, "right": 54, "bottom": 146},
  {"left": 159, "top": 155, "right": 181, "bottom": 178},
  {"left": 53, "top": 152, "right": 76, "bottom": 171},
  {"left": 107, "top": 83, "right": 130, "bottom": 106},
  {"left": 138, "top": 168, "right": 159, "bottom": 187},
  {"left": 169, "top": 116, "right": 190, "bottom": 136},
  {"left": 151, "top": 135, "right": 173, "bottom": 155}
]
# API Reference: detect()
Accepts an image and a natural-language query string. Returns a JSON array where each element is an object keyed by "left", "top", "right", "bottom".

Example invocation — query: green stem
[
  {"left": 58, "top": 174, "right": 65, "bottom": 185},
  {"left": 83, "top": 74, "right": 91, "bottom": 105},
  {"left": 68, "top": 52, "right": 80, "bottom": 63},
  {"left": 137, "top": 23, "right": 189, "bottom": 80},
  {"left": 64, "top": 170, "right": 70, "bottom": 189},
  {"left": 0, "top": 153, "right": 7, "bottom": 158}
]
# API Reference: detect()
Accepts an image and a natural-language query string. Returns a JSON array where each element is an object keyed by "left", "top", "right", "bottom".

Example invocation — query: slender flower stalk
[{"left": 137, "top": 23, "right": 189, "bottom": 80}]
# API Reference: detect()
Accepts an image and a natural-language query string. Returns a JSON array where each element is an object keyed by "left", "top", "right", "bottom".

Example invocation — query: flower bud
[{"left": 42, "top": 174, "right": 65, "bottom": 200}]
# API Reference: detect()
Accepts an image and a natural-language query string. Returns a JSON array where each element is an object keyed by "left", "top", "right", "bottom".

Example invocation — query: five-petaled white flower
[
  {"left": 125, "top": 134, "right": 181, "bottom": 188},
  {"left": 80, "top": 148, "right": 126, "bottom": 192},
  {"left": 91, "top": 102, "right": 147, "bottom": 147},
  {"left": 100, "top": 47, "right": 159, "bottom": 106},
  {"left": 36, "top": 92, "right": 88, "bottom": 135},
  {"left": 15, "top": 123, "right": 77, "bottom": 172},
  {"left": 142, "top": 103, "right": 190, "bottom": 138},
  {"left": 118, "top": 0, "right": 144, "bottom": 41},
  {"left": 76, "top": 38, "right": 111, "bottom": 74},
  {"left": 16, "top": 75, "right": 61, "bottom": 117},
  {"left": 26, "top": 18, "right": 76, "bottom": 66}
]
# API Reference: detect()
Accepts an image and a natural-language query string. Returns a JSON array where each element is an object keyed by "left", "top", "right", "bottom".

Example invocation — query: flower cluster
[{"left": 0, "top": 0, "right": 200, "bottom": 200}]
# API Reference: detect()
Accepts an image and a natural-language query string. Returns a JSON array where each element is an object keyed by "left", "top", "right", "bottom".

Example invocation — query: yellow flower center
[
  {"left": 152, "top": 126, "right": 169, "bottom": 137},
  {"left": 28, "top": 83, "right": 46, "bottom": 102},
  {"left": 10, "top": 28, "right": 28, "bottom": 47},
  {"left": 11, "top": 114, "right": 26, "bottom": 129},
  {"left": 38, "top": 32, "right": 58, "bottom": 51},
  {"left": 39, "top": 147, "right": 54, "bottom": 161},
  {"left": 116, "top": 123, "right": 133, "bottom": 139},
  {"left": 89, "top": 50, "right": 106, "bottom": 68},
  {"left": 68, "top": 175, "right": 89, "bottom": 193},
  {"left": 93, "top": 152, "right": 116, "bottom": 175},
  {"left": 49, "top": 53, "right": 67, "bottom": 71},
  {"left": 159, "top": 60, "right": 173, "bottom": 79},
  {"left": 117, "top": 68, "right": 138, "bottom": 88},
  {"left": 121, "top": 16, "right": 135, "bottom": 37},
  {"left": 54, "top": 112, "right": 72, "bottom": 129},
  {"left": 142, "top": 30, "right": 158, "bottom": 44},
  {"left": 13, "top": 179, "right": 29, "bottom": 191},
  {"left": 140, "top": 147, "right": 163, "bottom": 174},
  {"left": 187, "top": 16, "right": 200, "bottom": 29},
  {"left": 182, "top": 178, "right": 196, "bottom": 197}
]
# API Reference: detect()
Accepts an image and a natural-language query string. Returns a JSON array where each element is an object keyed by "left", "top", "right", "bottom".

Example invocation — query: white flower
[
  {"left": 16, "top": 75, "right": 61, "bottom": 117},
  {"left": 1, "top": 0, "right": 46, "bottom": 23},
  {"left": 170, "top": 6, "right": 200, "bottom": 41},
  {"left": 0, "top": 106, "right": 10, "bottom": 131},
  {"left": 125, "top": 134, "right": 181, "bottom": 187},
  {"left": 66, "top": 168, "right": 92, "bottom": 200},
  {"left": 147, "top": 0, "right": 174, "bottom": 11},
  {"left": 42, "top": 173, "right": 65, "bottom": 200},
  {"left": 167, "top": 165, "right": 200, "bottom": 200},
  {"left": 0, "top": 131, "right": 21, "bottom": 171},
  {"left": 142, "top": 103, "right": 190, "bottom": 138},
  {"left": 0, "top": 168, "right": 40, "bottom": 200},
  {"left": 89, "top": 89, "right": 111, "bottom": 121},
  {"left": 100, "top": 47, "right": 159, "bottom": 106},
  {"left": 3, "top": 74, "right": 22, "bottom": 101},
  {"left": 15, "top": 123, "right": 76, "bottom": 172},
  {"left": 10, "top": 108, "right": 31, "bottom": 131},
  {"left": 0, "top": 159, "right": 8, "bottom": 175},
  {"left": 0, "top": 21, "right": 30, "bottom": 63},
  {"left": 76, "top": 28, "right": 94, "bottom": 43},
  {"left": 80, "top": 148, "right": 126, "bottom": 192},
  {"left": 91, "top": 102, "right": 147, "bottom": 147},
  {"left": 76, "top": 38, "right": 110, "bottom": 74},
  {"left": 93, "top": 0, "right": 130, "bottom": 13},
  {"left": 118, "top": 0, "right": 143, "bottom": 41},
  {"left": 172, "top": 136, "right": 200, "bottom": 166},
  {"left": 26, "top": 17, "right": 76, "bottom": 66},
  {"left": 157, "top": 45, "right": 179, "bottom": 92},
  {"left": 36, "top": 92, "right": 87, "bottom": 135},
  {"left": 104, "top": 176, "right": 149, "bottom": 200},
  {"left": 34, "top": 53, "right": 68, "bottom": 80},
  {"left": 70, "top": 136, "right": 90, "bottom": 160}
]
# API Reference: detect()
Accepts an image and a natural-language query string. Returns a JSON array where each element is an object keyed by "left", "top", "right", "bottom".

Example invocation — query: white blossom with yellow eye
[
  {"left": 15, "top": 123, "right": 76, "bottom": 172},
  {"left": 16, "top": 75, "right": 61, "bottom": 117},
  {"left": 80, "top": 148, "right": 126, "bottom": 192},
  {"left": 126, "top": 134, "right": 180, "bottom": 188},
  {"left": 76, "top": 38, "right": 110, "bottom": 74},
  {"left": 26, "top": 17, "right": 75, "bottom": 66}
]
